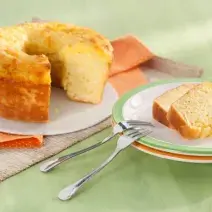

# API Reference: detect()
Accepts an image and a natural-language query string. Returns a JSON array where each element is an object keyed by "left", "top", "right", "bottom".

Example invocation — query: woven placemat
[
  {"left": 0, "top": 117, "right": 111, "bottom": 181},
  {"left": 0, "top": 56, "right": 203, "bottom": 182}
]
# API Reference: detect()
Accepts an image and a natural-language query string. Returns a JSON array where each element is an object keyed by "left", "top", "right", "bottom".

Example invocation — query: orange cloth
[
  {"left": 0, "top": 133, "right": 43, "bottom": 148},
  {"left": 0, "top": 35, "right": 153, "bottom": 148},
  {"left": 109, "top": 35, "right": 153, "bottom": 96}
]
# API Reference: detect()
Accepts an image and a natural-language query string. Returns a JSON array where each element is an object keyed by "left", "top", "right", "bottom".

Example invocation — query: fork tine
[
  {"left": 131, "top": 130, "right": 146, "bottom": 137},
  {"left": 125, "top": 129, "right": 139, "bottom": 136},
  {"left": 131, "top": 122, "right": 153, "bottom": 126},
  {"left": 125, "top": 128, "right": 146, "bottom": 137},
  {"left": 126, "top": 120, "right": 154, "bottom": 127},
  {"left": 132, "top": 126, "right": 151, "bottom": 131},
  {"left": 121, "top": 125, "right": 150, "bottom": 134},
  {"left": 133, "top": 129, "right": 152, "bottom": 140},
  {"left": 126, "top": 120, "right": 151, "bottom": 124},
  {"left": 125, "top": 128, "right": 146, "bottom": 136},
  {"left": 125, "top": 128, "right": 152, "bottom": 138},
  {"left": 126, "top": 119, "right": 146, "bottom": 122}
]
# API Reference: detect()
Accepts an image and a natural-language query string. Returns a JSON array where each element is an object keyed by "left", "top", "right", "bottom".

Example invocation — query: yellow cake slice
[
  {"left": 0, "top": 22, "right": 113, "bottom": 122},
  {"left": 152, "top": 84, "right": 194, "bottom": 127},
  {"left": 167, "top": 82, "right": 212, "bottom": 139}
]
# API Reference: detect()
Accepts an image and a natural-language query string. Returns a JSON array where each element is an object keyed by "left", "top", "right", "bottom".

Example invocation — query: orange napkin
[
  {"left": 0, "top": 35, "right": 153, "bottom": 148},
  {"left": 0, "top": 133, "right": 43, "bottom": 148},
  {"left": 109, "top": 35, "right": 153, "bottom": 95}
]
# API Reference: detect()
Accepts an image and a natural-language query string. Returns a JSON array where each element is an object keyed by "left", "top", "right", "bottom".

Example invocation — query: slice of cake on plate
[
  {"left": 167, "top": 82, "right": 212, "bottom": 139},
  {"left": 152, "top": 84, "right": 194, "bottom": 127}
]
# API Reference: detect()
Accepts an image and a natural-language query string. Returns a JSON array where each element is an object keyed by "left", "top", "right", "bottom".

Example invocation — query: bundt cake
[{"left": 0, "top": 22, "right": 113, "bottom": 122}]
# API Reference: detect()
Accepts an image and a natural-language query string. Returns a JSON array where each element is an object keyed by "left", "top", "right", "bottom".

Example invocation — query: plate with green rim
[{"left": 112, "top": 78, "right": 212, "bottom": 156}]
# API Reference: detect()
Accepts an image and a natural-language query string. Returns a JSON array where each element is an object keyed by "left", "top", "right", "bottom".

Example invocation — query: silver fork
[
  {"left": 58, "top": 128, "right": 152, "bottom": 201},
  {"left": 40, "top": 120, "right": 154, "bottom": 173}
]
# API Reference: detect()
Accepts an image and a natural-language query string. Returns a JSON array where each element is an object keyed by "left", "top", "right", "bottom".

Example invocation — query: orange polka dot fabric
[
  {"left": 0, "top": 35, "right": 153, "bottom": 148},
  {"left": 0, "top": 133, "right": 43, "bottom": 148}
]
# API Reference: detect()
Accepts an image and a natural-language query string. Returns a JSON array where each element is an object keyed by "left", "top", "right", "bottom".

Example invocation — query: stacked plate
[{"left": 112, "top": 78, "right": 212, "bottom": 163}]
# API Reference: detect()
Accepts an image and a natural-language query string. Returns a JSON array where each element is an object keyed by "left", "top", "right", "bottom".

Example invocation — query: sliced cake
[
  {"left": 167, "top": 82, "right": 212, "bottom": 139},
  {"left": 152, "top": 84, "right": 194, "bottom": 127}
]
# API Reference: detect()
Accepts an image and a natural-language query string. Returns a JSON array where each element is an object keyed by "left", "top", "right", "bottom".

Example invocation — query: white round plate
[
  {"left": 0, "top": 83, "right": 118, "bottom": 135},
  {"left": 112, "top": 78, "right": 212, "bottom": 156}
]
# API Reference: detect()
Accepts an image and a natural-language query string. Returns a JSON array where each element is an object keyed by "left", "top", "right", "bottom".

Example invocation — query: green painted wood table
[{"left": 1, "top": 0, "right": 212, "bottom": 211}]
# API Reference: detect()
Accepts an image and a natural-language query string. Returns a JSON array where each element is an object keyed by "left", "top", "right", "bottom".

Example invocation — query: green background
[{"left": 1, "top": 0, "right": 212, "bottom": 211}]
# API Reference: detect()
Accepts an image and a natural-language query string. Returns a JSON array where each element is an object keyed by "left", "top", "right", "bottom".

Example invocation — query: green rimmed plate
[{"left": 112, "top": 78, "right": 212, "bottom": 156}]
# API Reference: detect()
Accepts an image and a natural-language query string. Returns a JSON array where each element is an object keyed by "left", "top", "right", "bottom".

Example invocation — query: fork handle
[
  {"left": 58, "top": 149, "right": 121, "bottom": 201},
  {"left": 40, "top": 133, "right": 118, "bottom": 173}
]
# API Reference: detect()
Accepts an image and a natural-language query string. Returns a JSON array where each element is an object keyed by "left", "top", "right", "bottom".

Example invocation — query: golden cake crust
[
  {"left": 152, "top": 101, "right": 170, "bottom": 127},
  {"left": 167, "top": 104, "right": 201, "bottom": 139},
  {"left": 0, "top": 78, "right": 50, "bottom": 122},
  {"left": 152, "top": 84, "right": 194, "bottom": 128},
  {"left": 0, "top": 22, "right": 113, "bottom": 85},
  {"left": 167, "top": 82, "right": 212, "bottom": 139}
]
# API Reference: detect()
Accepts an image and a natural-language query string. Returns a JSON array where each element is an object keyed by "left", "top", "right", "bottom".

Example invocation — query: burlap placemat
[
  {"left": 0, "top": 117, "right": 111, "bottom": 181},
  {"left": 0, "top": 56, "right": 203, "bottom": 182}
]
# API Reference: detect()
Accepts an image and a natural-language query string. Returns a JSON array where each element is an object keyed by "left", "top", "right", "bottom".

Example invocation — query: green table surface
[{"left": 1, "top": 0, "right": 212, "bottom": 211}]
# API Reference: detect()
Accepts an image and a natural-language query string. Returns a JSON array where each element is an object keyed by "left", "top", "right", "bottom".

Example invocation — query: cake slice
[
  {"left": 152, "top": 84, "right": 194, "bottom": 127},
  {"left": 167, "top": 82, "right": 212, "bottom": 139}
]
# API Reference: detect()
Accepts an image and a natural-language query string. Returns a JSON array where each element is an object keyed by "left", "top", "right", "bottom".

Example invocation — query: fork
[
  {"left": 58, "top": 128, "right": 152, "bottom": 201},
  {"left": 40, "top": 120, "right": 154, "bottom": 173}
]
